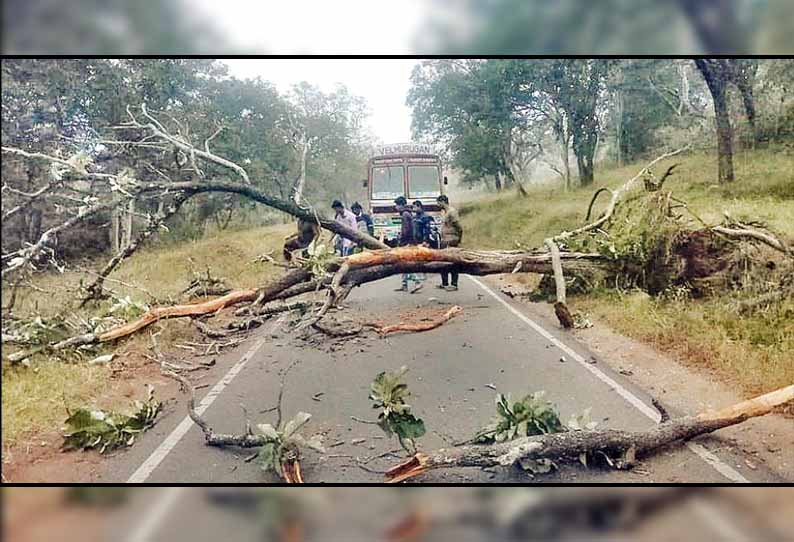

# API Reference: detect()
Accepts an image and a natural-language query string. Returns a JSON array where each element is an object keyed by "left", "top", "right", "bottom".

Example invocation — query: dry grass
[
  {"left": 461, "top": 144, "right": 794, "bottom": 396},
  {"left": 2, "top": 223, "right": 293, "bottom": 447},
  {"left": 576, "top": 291, "right": 794, "bottom": 396},
  {"left": 460, "top": 145, "right": 794, "bottom": 250}
]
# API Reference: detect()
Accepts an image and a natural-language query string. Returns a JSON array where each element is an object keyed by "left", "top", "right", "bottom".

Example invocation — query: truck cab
[{"left": 363, "top": 143, "right": 447, "bottom": 245}]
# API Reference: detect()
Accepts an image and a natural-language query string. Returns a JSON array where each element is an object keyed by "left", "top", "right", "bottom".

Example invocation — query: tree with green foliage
[{"left": 420, "top": 0, "right": 783, "bottom": 54}]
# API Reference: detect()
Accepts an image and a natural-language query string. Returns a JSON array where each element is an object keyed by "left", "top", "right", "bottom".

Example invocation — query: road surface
[
  {"left": 112, "top": 488, "right": 791, "bottom": 542},
  {"left": 101, "top": 275, "right": 781, "bottom": 483}
]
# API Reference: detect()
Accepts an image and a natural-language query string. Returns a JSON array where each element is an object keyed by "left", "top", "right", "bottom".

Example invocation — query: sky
[
  {"left": 222, "top": 59, "right": 421, "bottom": 144},
  {"left": 191, "top": 0, "right": 427, "bottom": 53}
]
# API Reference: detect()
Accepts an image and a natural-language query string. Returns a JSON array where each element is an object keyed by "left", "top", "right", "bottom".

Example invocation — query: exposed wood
[
  {"left": 98, "top": 289, "right": 259, "bottom": 342},
  {"left": 711, "top": 225, "right": 791, "bottom": 255},
  {"left": 552, "top": 146, "right": 689, "bottom": 244},
  {"left": 544, "top": 239, "right": 573, "bottom": 328},
  {"left": 376, "top": 305, "right": 463, "bottom": 336},
  {"left": 6, "top": 247, "right": 610, "bottom": 363},
  {"left": 385, "top": 385, "right": 794, "bottom": 482}
]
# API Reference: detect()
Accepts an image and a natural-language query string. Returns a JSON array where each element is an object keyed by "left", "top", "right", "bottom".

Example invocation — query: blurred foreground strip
[{"left": 3, "top": 487, "right": 793, "bottom": 541}]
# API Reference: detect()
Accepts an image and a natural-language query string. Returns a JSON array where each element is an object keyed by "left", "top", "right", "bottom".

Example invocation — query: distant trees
[
  {"left": 408, "top": 59, "right": 610, "bottom": 190},
  {"left": 408, "top": 58, "right": 789, "bottom": 191},
  {"left": 419, "top": 0, "right": 790, "bottom": 55},
  {"left": 1, "top": 59, "right": 373, "bottom": 264}
]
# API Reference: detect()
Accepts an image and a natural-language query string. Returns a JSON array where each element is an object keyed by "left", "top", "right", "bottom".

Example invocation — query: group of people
[
  {"left": 331, "top": 200, "right": 373, "bottom": 257},
  {"left": 393, "top": 195, "right": 462, "bottom": 293},
  {"left": 282, "top": 195, "right": 463, "bottom": 294}
]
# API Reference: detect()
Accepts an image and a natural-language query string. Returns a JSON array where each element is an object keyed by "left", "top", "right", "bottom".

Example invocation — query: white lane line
[
  {"left": 127, "top": 317, "right": 284, "bottom": 483},
  {"left": 467, "top": 276, "right": 750, "bottom": 483},
  {"left": 690, "top": 496, "right": 750, "bottom": 542},
  {"left": 126, "top": 487, "right": 187, "bottom": 542}
]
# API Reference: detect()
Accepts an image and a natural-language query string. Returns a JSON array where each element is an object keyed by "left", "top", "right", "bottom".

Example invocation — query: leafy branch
[
  {"left": 62, "top": 386, "right": 162, "bottom": 453},
  {"left": 369, "top": 366, "right": 426, "bottom": 454}
]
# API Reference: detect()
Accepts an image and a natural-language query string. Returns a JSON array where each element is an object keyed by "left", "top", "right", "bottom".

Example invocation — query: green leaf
[
  {"left": 257, "top": 423, "right": 280, "bottom": 441},
  {"left": 282, "top": 412, "right": 312, "bottom": 439},
  {"left": 257, "top": 442, "right": 278, "bottom": 473}
]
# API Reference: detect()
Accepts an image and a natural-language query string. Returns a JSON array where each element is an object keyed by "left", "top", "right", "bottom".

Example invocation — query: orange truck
[{"left": 362, "top": 143, "right": 447, "bottom": 245}]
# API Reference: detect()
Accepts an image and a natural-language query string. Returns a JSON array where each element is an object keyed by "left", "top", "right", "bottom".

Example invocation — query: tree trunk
[
  {"left": 110, "top": 208, "right": 120, "bottom": 253},
  {"left": 122, "top": 199, "right": 134, "bottom": 247},
  {"left": 675, "top": 0, "right": 748, "bottom": 53},
  {"left": 576, "top": 152, "right": 595, "bottom": 187},
  {"left": 696, "top": 60, "right": 735, "bottom": 183},
  {"left": 293, "top": 133, "right": 310, "bottom": 205},
  {"left": 734, "top": 65, "right": 758, "bottom": 144},
  {"left": 615, "top": 86, "right": 624, "bottom": 167}
]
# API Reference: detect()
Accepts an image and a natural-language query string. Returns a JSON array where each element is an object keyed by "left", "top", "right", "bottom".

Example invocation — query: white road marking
[
  {"left": 467, "top": 276, "right": 750, "bottom": 483},
  {"left": 690, "top": 496, "right": 750, "bottom": 541},
  {"left": 126, "top": 487, "right": 186, "bottom": 542},
  {"left": 126, "top": 317, "right": 285, "bottom": 483}
]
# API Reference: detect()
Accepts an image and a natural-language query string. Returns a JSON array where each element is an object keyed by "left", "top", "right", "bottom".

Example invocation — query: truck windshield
[
  {"left": 408, "top": 165, "right": 441, "bottom": 198},
  {"left": 372, "top": 166, "right": 405, "bottom": 200}
]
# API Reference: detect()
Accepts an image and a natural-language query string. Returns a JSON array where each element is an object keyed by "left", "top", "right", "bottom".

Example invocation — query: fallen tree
[
  {"left": 384, "top": 384, "right": 794, "bottom": 483},
  {"left": 6, "top": 247, "right": 611, "bottom": 363}
]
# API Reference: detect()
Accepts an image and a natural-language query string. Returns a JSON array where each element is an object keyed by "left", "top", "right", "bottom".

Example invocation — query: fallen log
[
  {"left": 375, "top": 305, "right": 463, "bottom": 336},
  {"left": 6, "top": 248, "right": 610, "bottom": 363},
  {"left": 385, "top": 384, "right": 794, "bottom": 483}
]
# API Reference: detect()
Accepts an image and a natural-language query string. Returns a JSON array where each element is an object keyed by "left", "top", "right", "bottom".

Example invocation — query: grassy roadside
[
  {"left": 2, "top": 223, "right": 293, "bottom": 449},
  {"left": 460, "top": 144, "right": 794, "bottom": 396}
]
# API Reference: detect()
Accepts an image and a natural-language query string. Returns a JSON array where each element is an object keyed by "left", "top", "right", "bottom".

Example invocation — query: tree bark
[
  {"left": 695, "top": 59, "right": 735, "bottom": 183},
  {"left": 293, "top": 133, "right": 310, "bottom": 205},
  {"left": 493, "top": 172, "right": 502, "bottom": 191},
  {"left": 386, "top": 384, "right": 794, "bottom": 482},
  {"left": 6, "top": 247, "right": 610, "bottom": 363},
  {"left": 138, "top": 180, "right": 387, "bottom": 251}
]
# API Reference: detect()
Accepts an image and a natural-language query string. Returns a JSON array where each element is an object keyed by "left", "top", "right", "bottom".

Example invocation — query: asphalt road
[
  {"left": 112, "top": 488, "right": 789, "bottom": 542},
  {"left": 101, "top": 274, "right": 780, "bottom": 483}
]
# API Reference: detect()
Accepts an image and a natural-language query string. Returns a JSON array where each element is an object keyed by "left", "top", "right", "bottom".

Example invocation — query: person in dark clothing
[
  {"left": 411, "top": 200, "right": 434, "bottom": 245},
  {"left": 436, "top": 194, "right": 463, "bottom": 291},
  {"left": 394, "top": 196, "right": 413, "bottom": 246},
  {"left": 283, "top": 218, "right": 319, "bottom": 261},
  {"left": 394, "top": 196, "right": 423, "bottom": 293},
  {"left": 350, "top": 201, "right": 374, "bottom": 237}
]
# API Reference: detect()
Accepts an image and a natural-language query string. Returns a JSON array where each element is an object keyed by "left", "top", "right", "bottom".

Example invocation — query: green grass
[
  {"left": 2, "top": 223, "right": 292, "bottom": 447},
  {"left": 460, "top": 144, "right": 794, "bottom": 396}
]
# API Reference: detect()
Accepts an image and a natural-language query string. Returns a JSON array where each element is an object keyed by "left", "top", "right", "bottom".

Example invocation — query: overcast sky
[
  {"left": 222, "top": 59, "right": 421, "bottom": 144},
  {"left": 192, "top": 0, "right": 427, "bottom": 53}
]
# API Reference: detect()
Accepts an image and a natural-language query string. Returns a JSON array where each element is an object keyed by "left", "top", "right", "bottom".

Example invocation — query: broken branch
[{"left": 385, "top": 385, "right": 794, "bottom": 482}]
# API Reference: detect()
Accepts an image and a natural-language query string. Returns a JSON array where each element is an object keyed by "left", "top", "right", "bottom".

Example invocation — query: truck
[{"left": 362, "top": 143, "right": 447, "bottom": 245}]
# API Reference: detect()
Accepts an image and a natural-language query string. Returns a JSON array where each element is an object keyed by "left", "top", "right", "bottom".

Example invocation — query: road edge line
[
  {"left": 126, "top": 487, "right": 187, "bottom": 542},
  {"left": 126, "top": 317, "right": 283, "bottom": 483},
  {"left": 467, "top": 275, "right": 749, "bottom": 484}
]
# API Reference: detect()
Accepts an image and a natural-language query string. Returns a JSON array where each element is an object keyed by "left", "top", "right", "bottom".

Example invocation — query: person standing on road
[
  {"left": 411, "top": 200, "right": 433, "bottom": 246},
  {"left": 331, "top": 200, "right": 358, "bottom": 257},
  {"left": 436, "top": 194, "right": 463, "bottom": 291},
  {"left": 394, "top": 196, "right": 423, "bottom": 293},
  {"left": 351, "top": 202, "right": 374, "bottom": 237}
]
